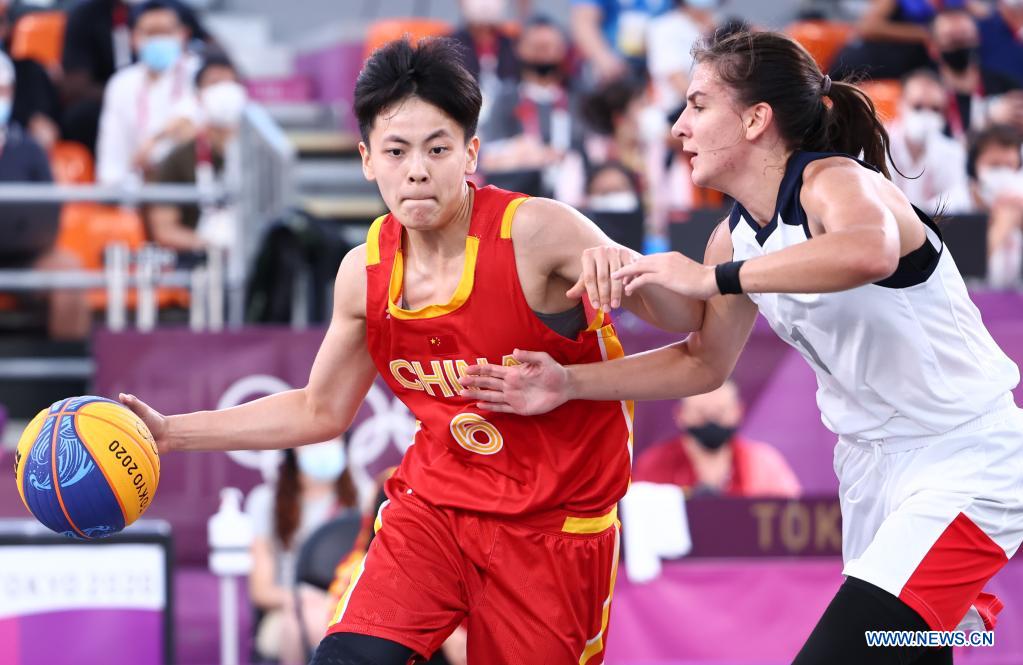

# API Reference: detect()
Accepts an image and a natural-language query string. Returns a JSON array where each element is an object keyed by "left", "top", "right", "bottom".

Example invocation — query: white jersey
[{"left": 729, "top": 152, "right": 1020, "bottom": 441}]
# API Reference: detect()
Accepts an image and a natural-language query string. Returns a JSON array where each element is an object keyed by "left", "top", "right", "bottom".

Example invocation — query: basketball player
[
  {"left": 460, "top": 31, "right": 1023, "bottom": 665},
  {"left": 119, "top": 38, "right": 702, "bottom": 664}
]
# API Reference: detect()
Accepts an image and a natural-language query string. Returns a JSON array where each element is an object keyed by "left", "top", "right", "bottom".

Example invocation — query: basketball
[{"left": 13, "top": 395, "right": 160, "bottom": 540}]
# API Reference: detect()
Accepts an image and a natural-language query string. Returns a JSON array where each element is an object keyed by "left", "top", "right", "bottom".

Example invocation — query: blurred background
[{"left": 0, "top": 0, "right": 1021, "bottom": 663}]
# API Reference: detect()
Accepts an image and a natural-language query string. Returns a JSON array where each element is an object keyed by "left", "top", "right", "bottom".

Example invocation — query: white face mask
[
  {"left": 462, "top": 0, "right": 506, "bottom": 24},
  {"left": 978, "top": 166, "right": 1023, "bottom": 206},
  {"left": 296, "top": 440, "right": 347, "bottom": 483},
  {"left": 902, "top": 109, "right": 944, "bottom": 145},
  {"left": 589, "top": 191, "right": 640, "bottom": 213},
  {"left": 201, "top": 80, "right": 248, "bottom": 129}
]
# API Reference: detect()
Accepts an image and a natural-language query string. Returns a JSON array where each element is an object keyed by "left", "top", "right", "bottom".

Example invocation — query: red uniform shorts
[{"left": 326, "top": 478, "right": 621, "bottom": 664}]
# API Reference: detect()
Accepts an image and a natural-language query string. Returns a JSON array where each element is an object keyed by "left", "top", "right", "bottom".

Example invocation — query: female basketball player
[
  {"left": 461, "top": 31, "right": 1023, "bottom": 665},
  {"left": 120, "top": 38, "right": 703, "bottom": 665}
]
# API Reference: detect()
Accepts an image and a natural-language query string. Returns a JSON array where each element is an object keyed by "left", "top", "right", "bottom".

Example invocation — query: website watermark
[{"left": 866, "top": 631, "right": 995, "bottom": 648}]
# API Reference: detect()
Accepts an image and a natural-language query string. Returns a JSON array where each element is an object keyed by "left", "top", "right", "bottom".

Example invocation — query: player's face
[
  {"left": 360, "top": 97, "right": 480, "bottom": 231},
  {"left": 672, "top": 64, "right": 752, "bottom": 190}
]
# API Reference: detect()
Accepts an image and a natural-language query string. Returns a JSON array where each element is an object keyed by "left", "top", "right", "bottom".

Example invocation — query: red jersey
[{"left": 364, "top": 184, "right": 633, "bottom": 524}]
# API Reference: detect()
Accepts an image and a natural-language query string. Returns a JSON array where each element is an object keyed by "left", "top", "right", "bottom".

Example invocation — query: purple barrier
[
  {"left": 293, "top": 42, "right": 366, "bottom": 135},
  {"left": 606, "top": 558, "right": 1023, "bottom": 665}
]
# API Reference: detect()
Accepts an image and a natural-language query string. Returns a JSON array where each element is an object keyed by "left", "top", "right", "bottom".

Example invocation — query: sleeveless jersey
[
  {"left": 364, "top": 184, "right": 634, "bottom": 523},
  {"left": 729, "top": 151, "right": 1019, "bottom": 440}
]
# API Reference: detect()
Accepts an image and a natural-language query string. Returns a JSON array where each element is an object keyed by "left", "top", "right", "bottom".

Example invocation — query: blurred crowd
[{"left": 0, "top": 0, "right": 1020, "bottom": 337}]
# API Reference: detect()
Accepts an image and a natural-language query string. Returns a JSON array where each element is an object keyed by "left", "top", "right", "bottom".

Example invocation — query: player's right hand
[
  {"left": 460, "top": 349, "right": 570, "bottom": 415},
  {"left": 566, "top": 245, "right": 639, "bottom": 311},
  {"left": 118, "top": 393, "right": 171, "bottom": 454}
]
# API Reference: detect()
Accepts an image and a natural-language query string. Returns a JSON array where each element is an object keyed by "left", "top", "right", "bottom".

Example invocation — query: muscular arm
[
  {"left": 736, "top": 159, "right": 902, "bottom": 294},
  {"left": 161, "top": 246, "right": 378, "bottom": 452},
  {"left": 513, "top": 196, "right": 704, "bottom": 332}
]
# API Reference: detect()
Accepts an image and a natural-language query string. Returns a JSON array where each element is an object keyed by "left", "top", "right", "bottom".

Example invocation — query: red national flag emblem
[{"left": 426, "top": 334, "right": 458, "bottom": 355}]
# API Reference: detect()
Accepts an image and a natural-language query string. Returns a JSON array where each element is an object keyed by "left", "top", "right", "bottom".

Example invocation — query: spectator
[
  {"left": 943, "top": 125, "right": 1023, "bottom": 287},
  {"left": 145, "top": 54, "right": 244, "bottom": 251},
  {"left": 580, "top": 74, "right": 649, "bottom": 175},
  {"left": 930, "top": 8, "right": 1020, "bottom": 137},
  {"left": 646, "top": 0, "right": 717, "bottom": 112},
  {"left": 585, "top": 160, "right": 641, "bottom": 212},
  {"left": 479, "top": 16, "right": 583, "bottom": 198},
  {"left": 977, "top": 0, "right": 1023, "bottom": 87},
  {"left": 887, "top": 69, "right": 968, "bottom": 210},
  {"left": 831, "top": 0, "right": 940, "bottom": 81},
  {"left": 450, "top": 0, "right": 519, "bottom": 99},
  {"left": 570, "top": 0, "right": 671, "bottom": 83},
  {"left": 633, "top": 381, "right": 801, "bottom": 498},
  {"left": 0, "top": 53, "right": 89, "bottom": 340},
  {"left": 0, "top": 2, "right": 61, "bottom": 151},
  {"left": 245, "top": 440, "right": 358, "bottom": 665},
  {"left": 95, "top": 0, "right": 201, "bottom": 185},
  {"left": 60, "top": 0, "right": 209, "bottom": 153}
]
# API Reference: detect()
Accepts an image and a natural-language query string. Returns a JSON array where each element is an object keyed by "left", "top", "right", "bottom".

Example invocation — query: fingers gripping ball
[{"left": 13, "top": 395, "right": 161, "bottom": 539}]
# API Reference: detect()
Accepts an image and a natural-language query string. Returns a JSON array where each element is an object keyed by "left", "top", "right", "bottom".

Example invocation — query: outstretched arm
[
  {"left": 461, "top": 222, "right": 758, "bottom": 413},
  {"left": 121, "top": 246, "right": 379, "bottom": 453}
]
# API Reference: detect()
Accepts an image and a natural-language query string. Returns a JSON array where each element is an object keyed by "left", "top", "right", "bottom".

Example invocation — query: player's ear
[
  {"left": 359, "top": 141, "right": 376, "bottom": 181},
  {"left": 464, "top": 135, "right": 480, "bottom": 176}
]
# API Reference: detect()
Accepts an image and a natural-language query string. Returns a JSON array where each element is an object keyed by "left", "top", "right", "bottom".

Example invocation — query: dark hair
[
  {"left": 274, "top": 448, "right": 357, "bottom": 550},
  {"left": 692, "top": 30, "right": 894, "bottom": 179},
  {"left": 195, "top": 52, "right": 239, "bottom": 87},
  {"left": 966, "top": 124, "right": 1023, "bottom": 179},
  {"left": 129, "top": 0, "right": 183, "bottom": 29},
  {"left": 581, "top": 75, "right": 646, "bottom": 136},
  {"left": 900, "top": 67, "right": 942, "bottom": 88},
  {"left": 586, "top": 161, "right": 641, "bottom": 197},
  {"left": 354, "top": 38, "right": 482, "bottom": 144}
]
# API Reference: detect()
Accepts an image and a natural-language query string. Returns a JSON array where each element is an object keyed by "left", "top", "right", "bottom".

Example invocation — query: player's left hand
[{"left": 613, "top": 251, "right": 719, "bottom": 300}]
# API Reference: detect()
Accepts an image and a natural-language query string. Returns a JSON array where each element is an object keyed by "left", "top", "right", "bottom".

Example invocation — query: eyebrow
[
  {"left": 686, "top": 91, "right": 707, "bottom": 104},
  {"left": 381, "top": 129, "right": 453, "bottom": 145}
]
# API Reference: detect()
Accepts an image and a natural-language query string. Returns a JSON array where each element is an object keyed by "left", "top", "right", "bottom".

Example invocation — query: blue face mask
[
  {"left": 0, "top": 98, "right": 12, "bottom": 127},
  {"left": 296, "top": 442, "right": 347, "bottom": 483},
  {"left": 139, "top": 36, "right": 182, "bottom": 73}
]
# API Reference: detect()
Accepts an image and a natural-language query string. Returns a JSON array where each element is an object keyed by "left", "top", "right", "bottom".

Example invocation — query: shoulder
[
  {"left": 244, "top": 482, "right": 274, "bottom": 517},
  {"left": 800, "top": 156, "right": 879, "bottom": 210},
  {"left": 633, "top": 438, "right": 686, "bottom": 479},
  {"left": 512, "top": 196, "right": 595, "bottom": 240},
  {"left": 106, "top": 65, "right": 141, "bottom": 94}
]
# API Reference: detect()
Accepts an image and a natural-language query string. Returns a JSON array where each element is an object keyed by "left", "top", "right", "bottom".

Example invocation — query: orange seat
[
  {"left": 56, "top": 204, "right": 188, "bottom": 310},
  {"left": 50, "top": 141, "right": 95, "bottom": 184},
  {"left": 857, "top": 79, "right": 902, "bottom": 123},
  {"left": 363, "top": 18, "right": 453, "bottom": 59},
  {"left": 785, "top": 20, "right": 854, "bottom": 73},
  {"left": 10, "top": 11, "right": 66, "bottom": 70}
]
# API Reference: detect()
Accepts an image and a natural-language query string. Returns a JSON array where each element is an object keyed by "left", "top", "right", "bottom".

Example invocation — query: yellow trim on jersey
[
  {"left": 499, "top": 196, "right": 530, "bottom": 239},
  {"left": 562, "top": 506, "right": 618, "bottom": 534},
  {"left": 585, "top": 307, "right": 606, "bottom": 333},
  {"left": 578, "top": 523, "right": 621, "bottom": 664},
  {"left": 387, "top": 236, "right": 479, "bottom": 320},
  {"left": 365, "top": 215, "right": 388, "bottom": 266}
]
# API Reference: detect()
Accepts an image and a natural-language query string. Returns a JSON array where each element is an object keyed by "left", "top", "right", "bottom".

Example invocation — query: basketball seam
[
  {"left": 75, "top": 411, "right": 160, "bottom": 491},
  {"left": 50, "top": 406, "right": 87, "bottom": 538},
  {"left": 73, "top": 413, "right": 131, "bottom": 526}
]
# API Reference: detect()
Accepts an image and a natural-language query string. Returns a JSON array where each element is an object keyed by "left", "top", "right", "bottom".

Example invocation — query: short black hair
[
  {"left": 966, "top": 124, "right": 1023, "bottom": 179},
  {"left": 129, "top": 0, "right": 183, "bottom": 29},
  {"left": 353, "top": 38, "right": 482, "bottom": 145},
  {"left": 195, "top": 51, "right": 239, "bottom": 87}
]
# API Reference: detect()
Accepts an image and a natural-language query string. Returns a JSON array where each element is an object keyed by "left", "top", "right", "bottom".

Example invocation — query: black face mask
[
  {"left": 939, "top": 47, "right": 977, "bottom": 73},
  {"left": 686, "top": 422, "right": 737, "bottom": 451},
  {"left": 522, "top": 61, "right": 561, "bottom": 78}
]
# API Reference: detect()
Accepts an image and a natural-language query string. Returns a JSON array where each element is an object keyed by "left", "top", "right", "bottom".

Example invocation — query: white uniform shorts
[{"left": 836, "top": 394, "right": 1023, "bottom": 632}]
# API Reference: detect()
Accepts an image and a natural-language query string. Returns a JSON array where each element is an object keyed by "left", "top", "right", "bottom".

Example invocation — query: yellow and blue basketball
[{"left": 13, "top": 395, "right": 160, "bottom": 539}]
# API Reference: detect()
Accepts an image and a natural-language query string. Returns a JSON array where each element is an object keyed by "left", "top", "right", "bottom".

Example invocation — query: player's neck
[
  {"left": 404, "top": 183, "right": 475, "bottom": 260},
  {"left": 726, "top": 146, "right": 790, "bottom": 227}
]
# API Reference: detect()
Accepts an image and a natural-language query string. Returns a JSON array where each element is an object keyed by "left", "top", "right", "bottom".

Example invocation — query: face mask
[
  {"left": 296, "top": 441, "right": 347, "bottom": 483},
  {"left": 902, "top": 109, "right": 944, "bottom": 144},
  {"left": 0, "top": 98, "right": 12, "bottom": 127},
  {"left": 978, "top": 167, "right": 1023, "bottom": 207},
  {"left": 522, "top": 61, "right": 561, "bottom": 78},
  {"left": 589, "top": 191, "right": 639, "bottom": 212},
  {"left": 201, "top": 80, "right": 248, "bottom": 128},
  {"left": 939, "top": 47, "right": 977, "bottom": 73},
  {"left": 462, "top": 0, "right": 506, "bottom": 24},
  {"left": 686, "top": 422, "right": 737, "bottom": 451},
  {"left": 139, "top": 36, "right": 182, "bottom": 73}
]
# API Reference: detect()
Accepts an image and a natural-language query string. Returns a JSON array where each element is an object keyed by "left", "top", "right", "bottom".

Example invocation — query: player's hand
[
  {"left": 612, "top": 251, "right": 718, "bottom": 300},
  {"left": 118, "top": 393, "right": 171, "bottom": 454},
  {"left": 460, "top": 349, "right": 570, "bottom": 415},
  {"left": 566, "top": 245, "right": 640, "bottom": 311}
]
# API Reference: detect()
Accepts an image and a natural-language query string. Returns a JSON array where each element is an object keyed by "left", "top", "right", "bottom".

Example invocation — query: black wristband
[{"left": 715, "top": 260, "right": 746, "bottom": 295}]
